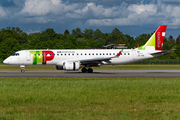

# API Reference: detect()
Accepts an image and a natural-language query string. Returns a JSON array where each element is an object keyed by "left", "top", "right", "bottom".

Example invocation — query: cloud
[
  {"left": 19, "top": 0, "right": 78, "bottom": 16},
  {"left": 13, "top": 0, "right": 26, "bottom": 7},
  {"left": 162, "top": 0, "right": 180, "bottom": 2},
  {"left": 85, "top": 3, "right": 158, "bottom": 26},
  {"left": 20, "top": 0, "right": 62, "bottom": 16},
  {"left": 127, "top": 4, "right": 157, "bottom": 14},
  {"left": 0, "top": 6, "right": 7, "bottom": 18},
  {"left": 86, "top": 18, "right": 134, "bottom": 26},
  {"left": 85, "top": 1, "right": 180, "bottom": 29},
  {"left": 2, "top": 0, "right": 180, "bottom": 30},
  {"left": 67, "top": 2, "right": 128, "bottom": 19}
]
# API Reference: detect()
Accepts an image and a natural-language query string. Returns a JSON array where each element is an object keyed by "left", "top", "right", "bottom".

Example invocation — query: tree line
[{"left": 0, "top": 27, "right": 180, "bottom": 62}]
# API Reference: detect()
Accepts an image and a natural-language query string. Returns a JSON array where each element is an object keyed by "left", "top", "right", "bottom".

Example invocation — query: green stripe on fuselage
[{"left": 30, "top": 51, "right": 43, "bottom": 65}]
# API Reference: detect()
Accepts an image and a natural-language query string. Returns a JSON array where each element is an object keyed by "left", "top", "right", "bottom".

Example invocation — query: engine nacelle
[
  {"left": 63, "top": 61, "right": 80, "bottom": 71},
  {"left": 56, "top": 65, "right": 63, "bottom": 70}
]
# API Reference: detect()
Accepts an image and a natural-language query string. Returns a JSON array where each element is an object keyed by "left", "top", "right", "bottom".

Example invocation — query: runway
[{"left": 1, "top": 70, "right": 180, "bottom": 78}]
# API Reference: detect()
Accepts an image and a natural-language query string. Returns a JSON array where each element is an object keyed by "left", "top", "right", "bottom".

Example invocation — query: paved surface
[{"left": 1, "top": 70, "right": 180, "bottom": 78}]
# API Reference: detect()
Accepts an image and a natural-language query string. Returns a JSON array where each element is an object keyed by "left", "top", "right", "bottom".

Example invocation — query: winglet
[{"left": 116, "top": 49, "right": 124, "bottom": 57}]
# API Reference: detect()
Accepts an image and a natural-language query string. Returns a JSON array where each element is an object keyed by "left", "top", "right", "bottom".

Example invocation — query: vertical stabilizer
[{"left": 138, "top": 25, "right": 167, "bottom": 50}]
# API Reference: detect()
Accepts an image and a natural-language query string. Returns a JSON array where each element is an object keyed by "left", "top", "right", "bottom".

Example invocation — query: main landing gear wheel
[
  {"left": 81, "top": 67, "right": 87, "bottom": 73},
  {"left": 87, "top": 68, "right": 93, "bottom": 73},
  {"left": 81, "top": 67, "right": 93, "bottom": 73}
]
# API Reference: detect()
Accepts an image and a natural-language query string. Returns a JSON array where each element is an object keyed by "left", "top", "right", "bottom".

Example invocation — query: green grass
[
  {"left": 0, "top": 77, "right": 180, "bottom": 119},
  {"left": 1, "top": 65, "right": 180, "bottom": 71}
]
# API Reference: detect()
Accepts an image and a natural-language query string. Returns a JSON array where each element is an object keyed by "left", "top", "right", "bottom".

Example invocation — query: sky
[{"left": 0, "top": 0, "right": 180, "bottom": 39}]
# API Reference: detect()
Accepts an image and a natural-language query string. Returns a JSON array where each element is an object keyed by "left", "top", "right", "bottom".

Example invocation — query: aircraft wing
[
  {"left": 79, "top": 49, "right": 123, "bottom": 65},
  {"left": 80, "top": 57, "right": 112, "bottom": 64}
]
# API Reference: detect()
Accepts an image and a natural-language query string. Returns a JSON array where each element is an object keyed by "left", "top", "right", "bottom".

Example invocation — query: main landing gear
[
  {"left": 20, "top": 65, "right": 25, "bottom": 73},
  {"left": 81, "top": 67, "right": 93, "bottom": 73}
]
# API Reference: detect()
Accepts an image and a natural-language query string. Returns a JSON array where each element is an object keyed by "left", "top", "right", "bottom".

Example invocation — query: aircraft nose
[{"left": 3, "top": 58, "right": 9, "bottom": 64}]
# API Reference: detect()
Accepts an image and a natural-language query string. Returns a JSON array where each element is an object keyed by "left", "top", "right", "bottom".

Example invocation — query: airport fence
[{"left": 133, "top": 59, "right": 180, "bottom": 65}]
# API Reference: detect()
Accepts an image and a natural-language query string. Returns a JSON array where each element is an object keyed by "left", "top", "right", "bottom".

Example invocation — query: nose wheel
[
  {"left": 20, "top": 65, "right": 25, "bottom": 73},
  {"left": 21, "top": 69, "right": 25, "bottom": 73}
]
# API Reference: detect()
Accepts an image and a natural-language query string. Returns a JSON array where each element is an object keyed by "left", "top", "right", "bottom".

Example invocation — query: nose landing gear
[{"left": 20, "top": 65, "right": 25, "bottom": 73}]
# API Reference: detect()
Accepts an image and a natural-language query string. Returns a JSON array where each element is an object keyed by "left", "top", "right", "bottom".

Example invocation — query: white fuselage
[{"left": 3, "top": 49, "right": 156, "bottom": 66}]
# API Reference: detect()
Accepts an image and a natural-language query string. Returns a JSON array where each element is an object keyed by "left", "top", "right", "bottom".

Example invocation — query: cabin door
[
  {"left": 26, "top": 51, "right": 31, "bottom": 61},
  {"left": 132, "top": 50, "right": 136, "bottom": 60}
]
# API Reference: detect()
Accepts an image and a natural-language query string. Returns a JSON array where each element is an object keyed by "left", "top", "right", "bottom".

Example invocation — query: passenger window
[
  {"left": 92, "top": 53, "right": 94, "bottom": 55},
  {"left": 72, "top": 54, "right": 74, "bottom": 56},
  {"left": 128, "top": 53, "right": 130, "bottom": 55},
  {"left": 110, "top": 53, "right": 111, "bottom": 55},
  {"left": 89, "top": 53, "right": 91, "bottom": 55},
  {"left": 113, "top": 53, "right": 115, "bottom": 55},
  {"left": 103, "top": 53, "right": 105, "bottom": 55},
  {"left": 81, "top": 53, "right": 83, "bottom": 55},
  {"left": 77, "top": 53, "right": 79, "bottom": 55},
  {"left": 100, "top": 53, "right": 101, "bottom": 55},
  {"left": 65, "top": 54, "right": 66, "bottom": 56},
  {"left": 68, "top": 54, "right": 70, "bottom": 56},
  {"left": 96, "top": 53, "right": 98, "bottom": 55},
  {"left": 85, "top": 53, "right": 87, "bottom": 55},
  {"left": 124, "top": 53, "right": 126, "bottom": 55},
  {"left": 106, "top": 53, "right": 108, "bottom": 55},
  {"left": 57, "top": 54, "right": 59, "bottom": 56},
  {"left": 61, "top": 54, "right": 63, "bottom": 56},
  {"left": 34, "top": 54, "right": 36, "bottom": 56}
]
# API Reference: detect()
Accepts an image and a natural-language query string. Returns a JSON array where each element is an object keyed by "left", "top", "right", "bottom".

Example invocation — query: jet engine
[
  {"left": 63, "top": 61, "right": 80, "bottom": 71},
  {"left": 62, "top": 61, "right": 80, "bottom": 71}
]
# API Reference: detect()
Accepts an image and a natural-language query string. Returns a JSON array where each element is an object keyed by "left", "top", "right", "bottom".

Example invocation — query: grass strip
[{"left": 0, "top": 77, "right": 180, "bottom": 119}]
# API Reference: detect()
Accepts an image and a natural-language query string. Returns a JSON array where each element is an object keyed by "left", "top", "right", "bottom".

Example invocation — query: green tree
[
  {"left": 176, "top": 35, "right": 180, "bottom": 46},
  {"left": 38, "top": 28, "right": 57, "bottom": 42},
  {"left": 162, "top": 37, "right": 170, "bottom": 50},
  {"left": 123, "top": 35, "right": 135, "bottom": 49},
  {"left": 71, "top": 28, "right": 83, "bottom": 38},
  {"left": 84, "top": 29, "right": 94, "bottom": 39},
  {"left": 135, "top": 34, "right": 151, "bottom": 47},
  {"left": 168, "top": 35, "right": 175, "bottom": 48},
  {"left": 64, "top": 29, "right": 70, "bottom": 35},
  {"left": 109, "top": 28, "right": 123, "bottom": 45},
  {"left": 0, "top": 37, "right": 21, "bottom": 59}
]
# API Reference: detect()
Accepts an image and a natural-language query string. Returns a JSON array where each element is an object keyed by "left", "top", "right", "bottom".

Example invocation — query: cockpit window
[{"left": 11, "top": 53, "right": 19, "bottom": 56}]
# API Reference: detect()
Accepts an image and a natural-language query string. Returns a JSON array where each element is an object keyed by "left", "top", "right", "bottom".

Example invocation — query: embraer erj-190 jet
[{"left": 3, "top": 25, "right": 169, "bottom": 73}]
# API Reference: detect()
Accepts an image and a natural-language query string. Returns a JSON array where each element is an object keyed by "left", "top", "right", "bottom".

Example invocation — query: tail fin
[{"left": 138, "top": 25, "right": 167, "bottom": 50}]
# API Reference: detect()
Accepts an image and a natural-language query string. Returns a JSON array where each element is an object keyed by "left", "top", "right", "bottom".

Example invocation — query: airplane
[{"left": 3, "top": 25, "right": 169, "bottom": 73}]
